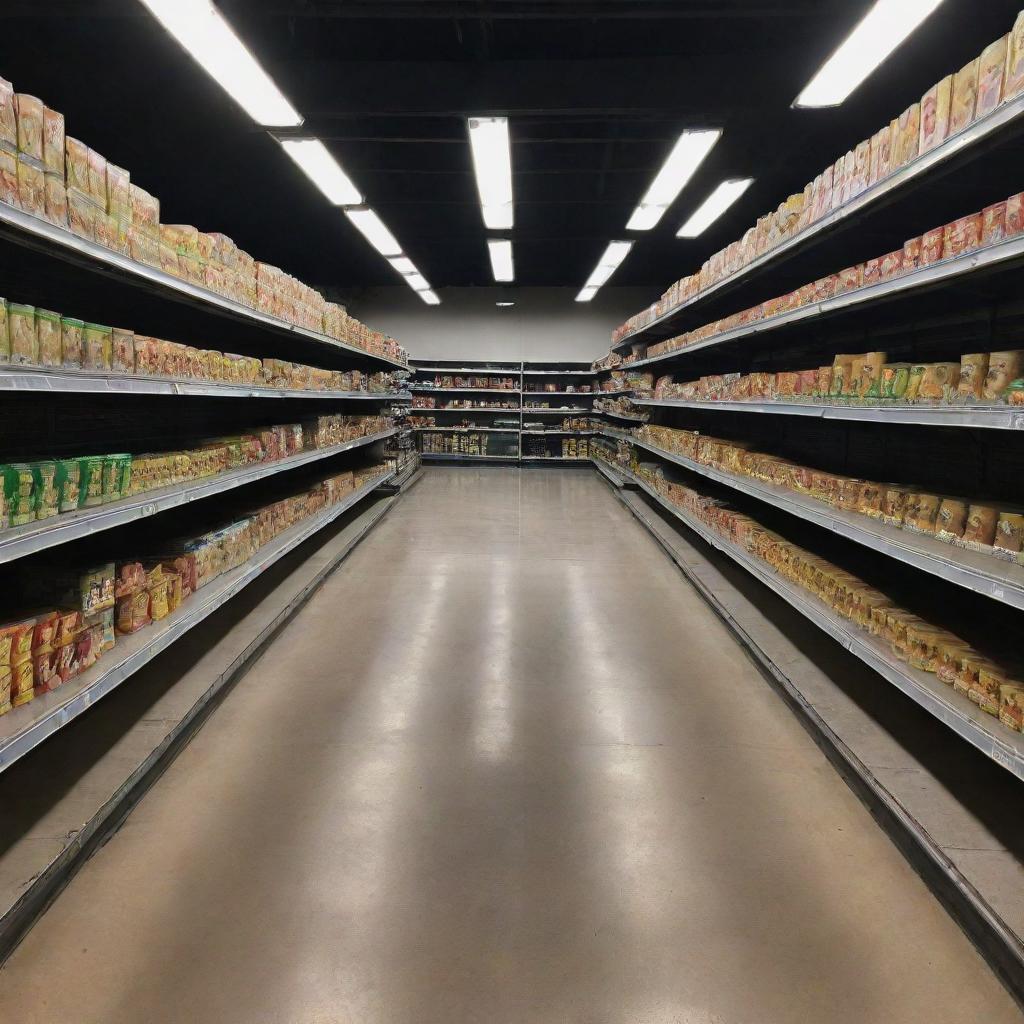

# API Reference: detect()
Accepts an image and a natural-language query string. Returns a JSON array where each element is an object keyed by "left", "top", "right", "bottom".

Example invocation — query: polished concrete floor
[{"left": 0, "top": 467, "right": 1019, "bottom": 1023}]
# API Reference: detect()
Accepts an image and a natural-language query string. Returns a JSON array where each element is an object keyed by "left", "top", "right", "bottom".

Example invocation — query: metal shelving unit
[
  {"left": 409, "top": 386, "right": 522, "bottom": 394},
  {"left": 0, "top": 202, "right": 408, "bottom": 372},
  {"left": 620, "top": 232, "right": 1024, "bottom": 373},
  {"left": 632, "top": 397, "right": 1024, "bottom": 431},
  {"left": 0, "top": 469, "right": 396, "bottom": 773},
  {"left": 412, "top": 426, "right": 517, "bottom": 433},
  {"left": 610, "top": 89, "right": 1024, "bottom": 350},
  {"left": 595, "top": 456, "right": 1024, "bottom": 783},
  {"left": 0, "top": 367, "right": 408, "bottom": 402},
  {"left": 0, "top": 429, "right": 397, "bottom": 566},
  {"left": 420, "top": 453, "right": 520, "bottom": 462},
  {"left": 601, "top": 428, "right": 1024, "bottom": 611}
]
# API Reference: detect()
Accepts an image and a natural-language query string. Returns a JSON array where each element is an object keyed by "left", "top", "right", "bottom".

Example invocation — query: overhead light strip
[
  {"left": 575, "top": 240, "right": 633, "bottom": 302},
  {"left": 468, "top": 117, "right": 513, "bottom": 229},
  {"left": 137, "top": 0, "right": 303, "bottom": 126},
  {"left": 676, "top": 178, "right": 754, "bottom": 238},
  {"left": 487, "top": 239, "right": 515, "bottom": 282},
  {"left": 279, "top": 139, "right": 362, "bottom": 205},
  {"left": 625, "top": 130, "right": 721, "bottom": 231},
  {"left": 794, "top": 0, "right": 945, "bottom": 108}
]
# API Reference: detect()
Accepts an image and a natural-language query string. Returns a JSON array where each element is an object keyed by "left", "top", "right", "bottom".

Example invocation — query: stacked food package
[
  {"left": 594, "top": 396, "right": 648, "bottom": 421},
  {"left": 0, "top": 462, "right": 389, "bottom": 714},
  {"left": 0, "top": 414, "right": 392, "bottom": 532},
  {"left": 651, "top": 347, "right": 1024, "bottom": 407},
  {"left": 602, "top": 421, "right": 1024, "bottom": 569},
  {"left": 0, "top": 77, "right": 406, "bottom": 365},
  {"left": 417, "top": 375, "right": 518, "bottom": 390},
  {"left": 592, "top": 441, "right": 1024, "bottom": 738},
  {"left": 560, "top": 437, "right": 590, "bottom": 459},
  {"left": 615, "top": 186, "right": 1024, "bottom": 374},
  {"left": 420, "top": 432, "right": 492, "bottom": 456},
  {"left": 609, "top": 8, "right": 1024, "bottom": 347},
  {"left": 523, "top": 381, "right": 592, "bottom": 393},
  {"left": 0, "top": 293, "right": 400, "bottom": 393}
]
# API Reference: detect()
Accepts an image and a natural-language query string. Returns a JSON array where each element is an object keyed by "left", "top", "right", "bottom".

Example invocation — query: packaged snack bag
[
  {"left": 78, "top": 456, "right": 105, "bottom": 507},
  {"left": 86, "top": 148, "right": 107, "bottom": 207},
  {"left": 64, "top": 137, "right": 89, "bottom": 193},
  {"left": 1006, "top": 11, "right": 1024, "bottom": 100},
  {"left": 891, "top": 104, "right": 920, "bottom": 167},
  {"left": 957, "top": 354, "right": 989, "bottom": 399},
  {"left": 936, "top": 498, "right": 969, "bottom": 541},
  {"left": 905, "top": 365, "right": 927, "bottom": 401},
  {"left": 0, "top": 148, "right": 17, "bottom": 207},
  {"left": 76, "top": 564, "right": 115, "bottom": 615},
  {"left": 1000, "top": 683, "right": 1024, "bottom": 732},
  {"left": 82, "top": 323, "right": 112, "bottom": 371},
  {"left": 11, "top": 658, "right": 34, "bottom": 706},
  {"left": 17, "top": 155, "right": 44, "bottom": 216},
  {"left": 32, "top": 462, "right": 58, "bottom": 519},
  {"left": 42, "top": 107, "right": 64, "bottom": 175},
  {"left": 111, "top": 328, "right": 135, "bottom": 373},
  {"left": 964, "top": 504, "right": 999, "bottom": 547},
  {"left": 61, "top": 317, "right": 84, "bottom": 368},
  {"left": 148, "top": 577, "right": 170, "bottom": 622},
  {"left": 1008, "top": 193, "right": 1024, "bottom": 235},
  {"left": 0, "top": 299, "right": 9, "bottom": 363},
  {"left": 830, "top": 355, "right": 856, "bottom": 397},
  {"left": 920, "top": 76, "right": 952, "bottom": 152},
  {"left": 985, "top": 351, "right": 1023, "bottom": 399},
  {"left": 102, "top": 454, "right": 131, "bottom": 503},
  {"left": 881, "top": 363, "right": 912, "bottom": 400},
  {"left": 918, "top": 363, "right": 961, "bottom": 401},
  {"left": 105, "top": 163, "right": 129, "bottom": 219},
  {"left": 0, "top": 667, "right": 11, "bottom": 716},
  {"left": 67, "top": 187, "right": 96, "bottom": 240},
  {"left": 859, "top": 352, "right": 886, "bottom": 397},
  {"left": 982, "top": 202, "right": 1007, "bottom": 245},
  {"left": 950, "top": 58, "right": 980, "bottom": 133},
  {"left": 8, "top": 302, "right": 36, "bottom": 365},
  {"left": 995, "top": 513, "right": 1024, "bottom": 556},
  {"left": 14, "top": 94, "right": 43, "bottom": 161},
  {"left": 129, "top": 184, "right": 159, "bottom": 238},
  {"left": 943, "top": 213, "right": 983, "bottom": 258},
  {"left": 116, "top": 589, "right": 151, "bottom": 635},
  {"left": 32, "top": 612, "right": 58, "bottom": 655},
  {"left": 4, "top": 465, "right": 35, "bottom": 525},
  {"left": 0, "top": 78, "right": 16, "bottom": 152},
  {"left": 977, "top": 36, "right": 1008, "bottom": 117},
  {"left": 43, "top": 171, "right": 67, "bottom": 226},
  {"left": 35, "top": 308, "right": 61, "bottom": 367},
  {"left": 862, "top": 257, "right": 882, "bottom": 287},
  {"left": 920, "top": 226, "right": 945, "bottom": 264}
]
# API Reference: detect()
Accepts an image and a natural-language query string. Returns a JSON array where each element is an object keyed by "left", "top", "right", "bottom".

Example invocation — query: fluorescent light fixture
[
  {"left": 419, "top": 290, "right": 441, "bottom": 305},
  {"left": 677, "top": 178, "right": 754, "bottom": 238},
  {"left": 496, "top": 301, "right": 515, "bottom": 307},
  {"left": 344, "top": 208, "right": 402, "bottom": 257},
  {"left": 405, "top": 273, "right": 430, "bottom": 291},
  {"left": 468, "top": 117, "right": 513, "bottom": 229},
  {"left": 625, "top": 129, "right": 721, "bottom": 230},
  {"left": 279, "top": 139, "right": 362, "bottom": 205},
  {"left": 388, "top": 256, "right": 417, "bottom": 275},
  {"left": 487, "top": 239, "right": 514, "bottom": 282},
  {"left": 576, "top": 240, "right": 633, "bottom": 302},
  {"left": 137, "top": 0, "right": 303, "bottom": 126},
  {"left": 794, "top": 0, "right": 945, "bottom": 107}
]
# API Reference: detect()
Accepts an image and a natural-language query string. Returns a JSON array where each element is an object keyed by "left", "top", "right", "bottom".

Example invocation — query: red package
[
  {"left": 921, "top": 227, "right": 945, "bottom": 264},
  {"left": 982, "top": 202, "right": 1007, "bottom": 246},
  {"left": 835, "top": 265, "right": 864, "bottom": 294},
  {"left": 115, "top": 561, "right": 147, "bottom": 599},
  {"left": 879, "top": 250, "right": 903, "bottom": 280},
  {"left": 902, "top": 237, "right": 922, "bottom": 274},
  {"left": 53, "top": 642, "right": 79, "bottom": 685},
  {"left": 115, "top": 590, "right": 151, "bottom": 635},
  {"left": 33, "top": 649, "right": 60, "bottom": 694},
  {"left": 32, "top": 612, "right": 59, "bottom": 656},
  {"left": 943, "top": 213, "right": 983, "bottom": 258},
  {"left": 1006, "top": 193, "right": 1024, "bottom": 236},
  {"left": 862, "top": 258, "right": 883, "bottom": 287}
]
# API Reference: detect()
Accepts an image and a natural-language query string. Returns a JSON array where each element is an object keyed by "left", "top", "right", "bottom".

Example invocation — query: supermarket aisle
[{"left": 0, "top": 467, "right": 1018, "bottom": 1024}]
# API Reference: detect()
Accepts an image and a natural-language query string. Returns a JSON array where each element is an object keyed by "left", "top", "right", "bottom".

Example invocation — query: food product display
[
  {"left": 650, "top": 346, "right": 1024, "bottom": 407},
  {"left": 608, "top": 8, "right": 1024, "bottom": 347},
  {"left": 601, "top": 420, "right": 1024, "bottom": 570},
  {"left": 414, "top": 374, "right": 518, "bottom": 391},
  {"left": 0, "top": 293, "right": 400, "bottom": 394},
  {"left": 593, "top": 440, "right": 1024, "bottom": 737},
  {"left": 596, "top": 184, "right": 1024, "bottom": 372},
  {"left": 0, "top": 414, "right": 391, "bottom": 531},
  {"left": 594, "top": 396, "right": 648, "bottom": 421},
  {"left": 420, "top": 432, "right": 504, "bottom": 456},
  {"left": 0, "top": 76, "right": 407, "bottom": 366},
  {"left": 0, "top": 461, "right": 390, "bottom": 715},
  {"left": 411, "top": 395, "right": 519, "bottom": 410}
]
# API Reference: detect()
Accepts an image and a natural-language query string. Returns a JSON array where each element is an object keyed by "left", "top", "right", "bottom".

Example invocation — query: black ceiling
[{"left": 2, "top": 0, "right": 1021, "bottom": 296}]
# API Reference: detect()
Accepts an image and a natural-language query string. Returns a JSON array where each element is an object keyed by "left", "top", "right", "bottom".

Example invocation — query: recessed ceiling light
[
  {"left": 344, "top": 208, "right": 403, "bottom": 257},
  {"left": 496, "top": 301, "right": 515, "bottom": 307},
  {"left": 625, "top": 130, "right": 721, "bottom": 231},
  {"left": 468, "top": 117, "right": 513, "bottom": 230},
  {"left": 279, "top": 139, "right": 362, "bottom": 205},
  {"left": 406, "top": 273, "right": 430, "bottom": 291},
  {"left": 420, "top": 290, "right": 441, "bottom": 305},
  {"left": 138, "top": 0, "right": 303, "bottom": 126},
  {"left": 794, "top": 0, "right": 945, "bottom": 108},
  {"left": 575, "top": 285, "right": 599, "bottom": 303},
  {"left": 487, "top": 239, "right": 514, "bottom": 282},
  {"left": 677, "top": 178, "right": 755, "bottom": 238},
  {"left": 388, "top": 256, "right": 417, "bottom": 275}
]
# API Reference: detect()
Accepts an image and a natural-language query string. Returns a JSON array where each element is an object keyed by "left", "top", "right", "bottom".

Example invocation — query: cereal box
[
  {"left": 920, "top": 76, "right": 952, "bottom": 152},
  {"left": 977, "top": 35, "right": 1008, "bottom": 117},
  {"left": 1005, "top": 11, "right": 1024, "bottom": 100},
  {"left": 950, "top": 58, "right": 980, "bottom": 134}
]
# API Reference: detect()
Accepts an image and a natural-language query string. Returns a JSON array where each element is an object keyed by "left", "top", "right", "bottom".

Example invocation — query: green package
[
  {"left": 61, "top": 317, "right": 84, "bottom": 369},
  {"left": 4, "top": 464, "right": 36, "bottom": 525},
  {"left": 0, "top": 298, "right": 9, "bottom": 364},
  {"left": 1005, "top": 379, "right": 1024, "bottom": 405},
  {"left": 31, "top": 461, "right": 58, "bottom": 520},
  {"left": 8, "top": 303, "right": 37, "bottom": 366},
  {"left": 78, "top": 563, "right": 115, "bottom": 615},
  {"left": 82, "top": 322, "right": 112, "bottom": 372},
  {"left": 905, "top": 364, "right": 927, "bottom": 401},
  {"left": 55, "top": 459, "right": 80, "bottom": 512},
  {"left": 102, "top": 453, "right": 131, "bottom": 503},
  {"left": 35, "top": 308, "right": 61, "bottom": 367},
  {"left": 78, "top": 456, "right": 105, "bottom": 507}
]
